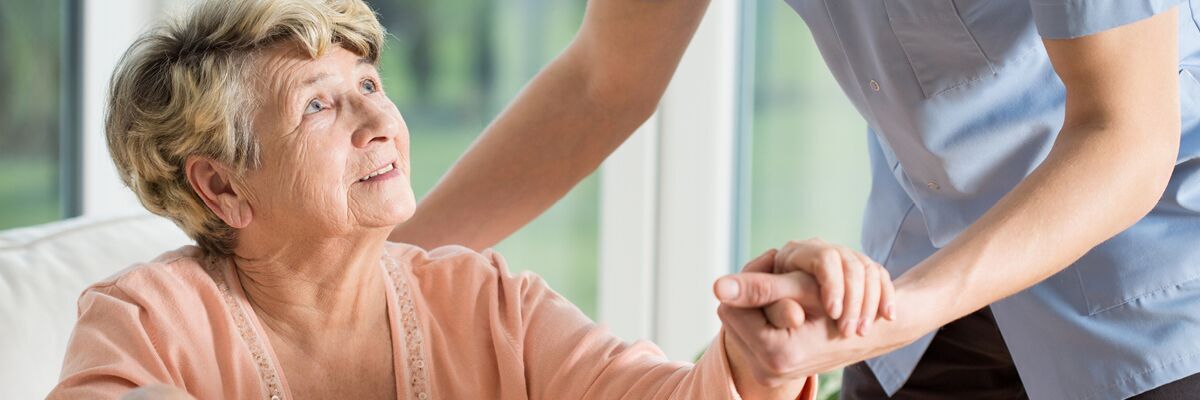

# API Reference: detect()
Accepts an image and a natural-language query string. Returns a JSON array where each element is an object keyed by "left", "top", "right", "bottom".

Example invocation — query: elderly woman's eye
[
  {"left": 360, "top": 78, "right": 379, "bottom": 94},
  {"left": 303, "top": 99, "right": 326, "bottom": 115}
]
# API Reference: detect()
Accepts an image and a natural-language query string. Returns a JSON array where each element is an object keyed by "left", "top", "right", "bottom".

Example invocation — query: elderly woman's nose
[{"left": 348, "top": 97, "right": 399, "bottom": 147}]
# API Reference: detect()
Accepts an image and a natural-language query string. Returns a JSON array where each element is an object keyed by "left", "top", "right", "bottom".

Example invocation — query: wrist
[
  {"left": 888, "top": 278, "right": 949, "bottom": 345},
  {"left": 722, "top": 331, "right": 806, "bottom": 399}
]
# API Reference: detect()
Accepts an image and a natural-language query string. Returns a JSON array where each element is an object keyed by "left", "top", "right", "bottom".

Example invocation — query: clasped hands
[{"left": 715, "top": 238, "right": 923, "bottom": 399}]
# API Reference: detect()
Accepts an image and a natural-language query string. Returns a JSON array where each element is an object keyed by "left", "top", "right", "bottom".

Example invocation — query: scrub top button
[{"left": 869, "top": 79, "right": 881, "bottom": 92}]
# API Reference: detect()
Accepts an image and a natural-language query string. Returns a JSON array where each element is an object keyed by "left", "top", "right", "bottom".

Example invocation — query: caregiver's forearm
[
  {"left": 892, "top": 9, "right": 1181, "bottom": 334},
  {"left": 748, "top": 120, "right": 1182, "bottom": 370},
  {"left": 893, "top": 124, "right": 1178, "bottom": 332},
  {"left": 390, "top": 0, "right": 711, "bottom": 249}
]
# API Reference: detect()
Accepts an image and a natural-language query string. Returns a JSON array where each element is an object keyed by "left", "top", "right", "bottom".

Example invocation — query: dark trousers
[{"left": 840, "top": 307, "right": 1200, "bottom": 399}]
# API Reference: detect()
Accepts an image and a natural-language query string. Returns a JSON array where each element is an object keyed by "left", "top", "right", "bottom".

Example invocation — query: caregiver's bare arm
[
  {"left": 390, "top": 0, "right": 709, "bottom": 249},
  {"left": 754, "top": 8, "right": 1183, "bottom": 375}
]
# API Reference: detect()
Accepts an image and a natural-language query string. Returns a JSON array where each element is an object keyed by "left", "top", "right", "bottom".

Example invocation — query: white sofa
[{"left": 0, "top": 213, "right": 191, "bottom": 399}]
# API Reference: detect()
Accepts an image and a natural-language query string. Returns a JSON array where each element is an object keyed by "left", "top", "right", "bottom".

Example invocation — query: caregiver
[{"left": 392, "top": 2, "right": 1200, "bottom": 399}]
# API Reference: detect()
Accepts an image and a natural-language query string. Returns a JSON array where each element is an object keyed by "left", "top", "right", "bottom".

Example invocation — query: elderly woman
[{"left": 49, "top": 1, "right": 899, "bottom": 399}]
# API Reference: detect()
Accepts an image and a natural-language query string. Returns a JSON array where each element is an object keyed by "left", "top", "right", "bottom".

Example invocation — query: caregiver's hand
[
  {"left": 715, "top": 250, "right": 915, "bottom": 397},
  {"left": 774, "top": 238, "right": 894, "bottom": 336}
]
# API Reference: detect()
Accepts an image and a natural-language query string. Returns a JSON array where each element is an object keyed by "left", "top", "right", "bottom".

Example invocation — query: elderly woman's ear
[{"left": 185, "top": 156, "right": 253, "bottom": 229}]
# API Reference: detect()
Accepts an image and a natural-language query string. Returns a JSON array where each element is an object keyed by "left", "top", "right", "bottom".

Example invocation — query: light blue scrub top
[{"left": 782, "top": 1, "right": 1200, "bottom": 399}]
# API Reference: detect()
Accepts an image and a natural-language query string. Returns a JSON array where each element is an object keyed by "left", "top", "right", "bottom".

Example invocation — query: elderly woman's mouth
[{"left": 358, "top": 162, "right": 399, "bottom": 183}]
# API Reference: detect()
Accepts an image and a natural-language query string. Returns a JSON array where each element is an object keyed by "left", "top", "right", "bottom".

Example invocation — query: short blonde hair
[{"left": 106, "top": 0, "right": 384, "bottom": 256}]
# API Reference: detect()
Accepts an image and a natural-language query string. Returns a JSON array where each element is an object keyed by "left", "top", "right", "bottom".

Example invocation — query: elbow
[
  {"left": 1132, "top": 167, "right": 1172, "bottom": 219},
  {"left": 1090, "top": 109, "right": 1180, "bottom": 220},
  {"left": 1141, "top": 160, "right": 1175, "bottom": 212},
  {"left": 1144, "top": 120, "right": 1180, "bottom": 202},
  {"left": 572, "top": 54, "right": 665, "bottom": 129},
  {"left": 584, "top": 73, "right": 663, "bottom": 125},
  {"left": 1127, "top": 135, "right": 1178, "bottom": 219}
]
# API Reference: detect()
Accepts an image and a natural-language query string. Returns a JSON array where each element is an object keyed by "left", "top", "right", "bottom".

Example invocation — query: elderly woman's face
[{"left": 240, "top": 45, "right": 415, "bottom": 236}]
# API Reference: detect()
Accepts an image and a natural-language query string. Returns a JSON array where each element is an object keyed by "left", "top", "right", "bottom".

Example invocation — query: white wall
[
  {"left": 79, "top": 0, "right": 162, "bottom": 215},
  {"left": 599, "top": 2, "right": 741, "bottom": 360},
  {"left": 599, "top": 117, "right": 660, "bottom": 343}
]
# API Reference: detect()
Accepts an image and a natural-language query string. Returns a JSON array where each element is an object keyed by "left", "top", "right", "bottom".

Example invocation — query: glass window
[
  {"left": 367, "top": 0, "right": 599, "bottom": 317},
  {"left": 739, "top": 2, "right": 871, "bottom": 398},
  {"left": 742, "top": 2, "right": 870, "bottom": 256},
  {"left": 0, "top": 0, "right": 73, "bottom": 229}
]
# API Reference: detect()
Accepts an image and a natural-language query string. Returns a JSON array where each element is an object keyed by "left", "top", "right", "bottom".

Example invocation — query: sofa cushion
[{"left": 0, "top": 213, "right": 190, "bottom": 399}]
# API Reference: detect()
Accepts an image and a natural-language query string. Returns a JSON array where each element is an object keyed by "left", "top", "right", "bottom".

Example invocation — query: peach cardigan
[{"left": 49, "top": 243, "right": 816, "bottom": 399}]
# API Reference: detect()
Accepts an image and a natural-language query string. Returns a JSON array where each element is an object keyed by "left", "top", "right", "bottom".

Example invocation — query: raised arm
[{"left": 389, "top": 0, "right": 710, "bottom": 249}]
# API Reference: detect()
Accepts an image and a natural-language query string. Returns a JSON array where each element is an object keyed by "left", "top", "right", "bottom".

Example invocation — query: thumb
[{"left": 714, "top": 271, "right": 820, "bottom": 309}]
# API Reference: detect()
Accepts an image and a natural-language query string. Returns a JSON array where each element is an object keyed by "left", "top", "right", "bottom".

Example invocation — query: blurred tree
[
  {"left": 0, "top": 0, "right": 62, "bottom": 154},
  {"left": 368, "top": 0, "right": 434, "bottom": 99},
  {"left": 0, "top": 0, "right": 66, "bottom": 229}
]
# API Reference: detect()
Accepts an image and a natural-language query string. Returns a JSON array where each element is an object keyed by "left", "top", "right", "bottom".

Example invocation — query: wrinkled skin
[{"left": 184, "top": 45, "right": 416, "bottom": 400}]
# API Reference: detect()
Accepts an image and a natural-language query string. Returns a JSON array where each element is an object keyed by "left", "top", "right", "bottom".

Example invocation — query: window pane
[
  {"left": 367, "top": 0, "right": 598, "bottom": 317},
  {"left": 0, "top": 0, "right": 67, "bottom": 229},
  {"left": 746, "top": 2, "right": 869, "bottom": 255}
]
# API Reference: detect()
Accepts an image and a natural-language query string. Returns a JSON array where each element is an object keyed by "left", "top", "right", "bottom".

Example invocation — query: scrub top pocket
[{"left": 885, "top": 0, "right": 996, "bottom": 98}]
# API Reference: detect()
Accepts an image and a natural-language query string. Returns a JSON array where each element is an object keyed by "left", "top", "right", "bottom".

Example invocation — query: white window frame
[
  {"left": 80, "top": 0, "right": 199, "bottom": 217},
  {"left": 80, "top": 0, "right": 166, "bottom": 216},
  {"left": 599, "top": 2, "right": 741, "bottom": 361}
]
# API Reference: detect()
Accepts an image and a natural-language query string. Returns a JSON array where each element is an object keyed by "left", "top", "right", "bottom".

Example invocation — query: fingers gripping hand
[
  {"left": 713, "top": 248, "right": 900, "bottom": 396},
  {"left": 773, "top": 238, "right": 895, "bottom": 336}
]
